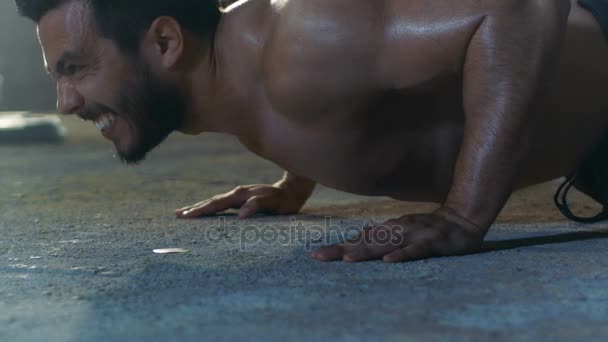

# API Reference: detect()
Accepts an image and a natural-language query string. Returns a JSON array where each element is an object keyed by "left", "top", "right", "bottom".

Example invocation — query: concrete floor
[{"left": 2, "top": 115, "right": 608, "bottom": 341}]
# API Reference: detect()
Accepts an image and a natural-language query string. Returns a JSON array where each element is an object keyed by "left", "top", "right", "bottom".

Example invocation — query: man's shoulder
[{"left": 259, "top": 0, "right": 383, "bottom": 117}]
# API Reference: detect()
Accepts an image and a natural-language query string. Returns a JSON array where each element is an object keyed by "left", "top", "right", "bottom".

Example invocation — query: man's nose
[{"left": 56, "top": 80, "right": 84, "bottom": 115}]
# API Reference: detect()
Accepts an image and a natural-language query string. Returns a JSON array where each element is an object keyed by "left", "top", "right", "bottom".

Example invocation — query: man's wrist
[
  {"left": 442, "top": 188, "right": 511, "bottom": 234},
  {"left": 275, "top": 172, "right": 316, "bottom": 199},
  {"left": 433, "top": 206, "right": 489, "bottom": 235}
]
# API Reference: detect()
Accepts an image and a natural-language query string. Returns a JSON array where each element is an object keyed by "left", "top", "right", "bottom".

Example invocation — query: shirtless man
[{"left": 16, "top": 0, "right": 608, "bottom": 262}]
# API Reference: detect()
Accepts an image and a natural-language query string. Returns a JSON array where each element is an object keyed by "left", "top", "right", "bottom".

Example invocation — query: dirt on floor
[{"left": 3, "top": 114, "right": 608, "bottom": 342}]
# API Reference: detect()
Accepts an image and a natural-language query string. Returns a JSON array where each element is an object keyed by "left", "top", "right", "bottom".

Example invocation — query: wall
[{"left": 0, "top": 1, "right": 56, "bottom": 111}]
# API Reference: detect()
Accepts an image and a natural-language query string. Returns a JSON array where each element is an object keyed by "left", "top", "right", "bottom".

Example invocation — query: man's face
[{"left": 37, "top": 1, "right": 185, "bottom": 164}]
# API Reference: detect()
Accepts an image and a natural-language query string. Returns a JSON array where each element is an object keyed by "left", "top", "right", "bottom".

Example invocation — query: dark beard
[{"left": 115, "top": 63, "right": 185, "bottom": 165}]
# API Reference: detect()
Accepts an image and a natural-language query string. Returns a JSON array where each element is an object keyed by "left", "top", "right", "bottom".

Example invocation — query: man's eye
[{"left": 65, "top": 64, "right": 83, "bottom": 75}]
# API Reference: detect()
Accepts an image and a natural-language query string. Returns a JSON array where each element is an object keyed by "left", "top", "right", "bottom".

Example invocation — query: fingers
[
  {"left": 177, "top": 197, "right": 241, "bottom": 218},
  {"left": 175, "top": 200, "right": 210, "bottom": 217},
  {"left": 342, "top": 223, "right": 406, "bottom": 262},
  {"left": 314, "top": 240, "right": 436, "bottom": 263},
  {"left": 310, "top": 226, "right": 372, "bottom": 262},
  {"left": 382, "top": 243, "right": 434, "bottom": 263},
  {"left": 312, "top": 212, "right": 485, "bottom": 263},
  {"left": 238, "top": 195, "right": 282, "bottom": 218},
  {"left": 311, "top": 244, "right": 345, "bottom": 262},
  {"left": 175, "top": 185, "right": 286, "bottom": 219},
  {"left": 312, "top": 223, "right": 407, "bottom": 263},
  {"left": 176, "top": 187, "right": 251, "bottom": 219}
]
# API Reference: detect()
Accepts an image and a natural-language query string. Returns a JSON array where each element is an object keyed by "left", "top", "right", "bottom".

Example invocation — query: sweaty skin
[{"left": 36, "top": 0, "right": 608, "bottom": 262}]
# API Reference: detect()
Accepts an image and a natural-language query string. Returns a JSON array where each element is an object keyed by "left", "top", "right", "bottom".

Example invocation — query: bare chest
[{"left": 241, "top": 85, "right": 465, "bottom": 200}]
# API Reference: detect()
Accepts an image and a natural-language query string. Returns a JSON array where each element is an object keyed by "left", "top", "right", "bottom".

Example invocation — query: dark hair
[{"left": 15, "top": 0, "right": 222, "bottom": 53}]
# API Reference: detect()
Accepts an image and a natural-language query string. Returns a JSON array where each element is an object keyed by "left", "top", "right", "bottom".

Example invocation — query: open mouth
[{"left": 93, "top": 113, "right": 116, "bottom": 132}]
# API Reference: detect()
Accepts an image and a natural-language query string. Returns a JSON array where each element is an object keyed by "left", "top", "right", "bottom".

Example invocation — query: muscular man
[{"left": 16, "top": 0, "right": 608, "bottom": 262}]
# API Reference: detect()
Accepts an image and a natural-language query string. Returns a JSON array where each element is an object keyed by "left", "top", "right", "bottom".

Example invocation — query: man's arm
[
  {"left": 312, "top": 0, "right": 571, "bottom": 262},
  {"left": 443, "top": 0, "right": 571, "bottom": 231},
  {"left": 176, "top": 171, "right": 316, "bottom": 218}
]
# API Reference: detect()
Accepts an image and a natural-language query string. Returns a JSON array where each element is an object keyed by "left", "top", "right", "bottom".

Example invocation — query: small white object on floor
[
  {"left": 0, "top": 112, "right": 66, "bottom": 144},
  {"left": 153, "top": 248, "right": 190, "bottom": 254}
]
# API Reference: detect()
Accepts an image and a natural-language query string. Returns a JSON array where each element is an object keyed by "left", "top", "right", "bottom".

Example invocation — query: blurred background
[{"left": 0, "top": 1, "right": 56, "bottom": 111}]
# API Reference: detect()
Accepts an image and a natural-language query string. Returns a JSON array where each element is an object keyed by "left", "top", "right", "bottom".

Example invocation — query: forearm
[{"left": 444, "top": 0, "right": 570, "bottom": 231}]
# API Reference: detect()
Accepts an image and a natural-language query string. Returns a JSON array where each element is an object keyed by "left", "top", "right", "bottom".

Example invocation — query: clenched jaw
[{"left": 93, "top": 113, "right": 115, "bottom": 132}]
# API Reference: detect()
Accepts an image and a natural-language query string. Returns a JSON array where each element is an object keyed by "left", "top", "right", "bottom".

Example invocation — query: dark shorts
[
  {"left": 555, "top": 135, "right": 608, "bottom": 223},
  {"left": 555, "top": 1, "right": 608, "bottom": 222},
  {"left": 579, "top": 0, "right": 608, "bottom": 40}
]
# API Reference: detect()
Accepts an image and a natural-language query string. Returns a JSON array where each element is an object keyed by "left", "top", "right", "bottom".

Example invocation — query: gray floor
[{"left": 2, "top": 117, "right": 608, "bottom": 341}]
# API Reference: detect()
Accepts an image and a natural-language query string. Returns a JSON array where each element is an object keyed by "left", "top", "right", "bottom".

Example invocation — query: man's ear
[{"left": 141, "top": 16, "right": 184, "bottom": 70}]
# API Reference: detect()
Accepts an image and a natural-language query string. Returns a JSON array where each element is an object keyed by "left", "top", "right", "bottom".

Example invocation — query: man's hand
[
  {"left": 175, "top": 184, "right": 307, "bottom": 218},
  {"left": 176, "top": 174, "right": 315, "bottom": 219},
  {"left": 311, "top": 207, "right": 485, "bottom": 263}
]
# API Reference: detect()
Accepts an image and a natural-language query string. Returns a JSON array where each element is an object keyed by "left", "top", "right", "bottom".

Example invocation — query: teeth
[{"left": 94, "top": 114, "right": 115, "bottom": 132}]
